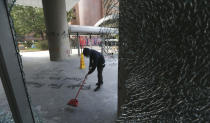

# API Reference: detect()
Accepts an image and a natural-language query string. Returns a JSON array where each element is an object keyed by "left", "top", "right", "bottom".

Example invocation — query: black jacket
[{"left": 88, "top": 49, "right": 105, "bottom": 74}]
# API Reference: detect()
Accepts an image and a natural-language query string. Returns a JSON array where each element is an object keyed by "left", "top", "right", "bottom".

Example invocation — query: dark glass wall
[{"left": 118, "top": 0, "right": 210, "bottom": 122}]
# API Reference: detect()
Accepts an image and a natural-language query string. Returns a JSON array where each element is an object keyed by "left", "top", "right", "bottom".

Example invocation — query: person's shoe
[
  {"left": 96, "top": 82, "right": 103, "bottom": 86},
  {"left": 94, "top": 86, "right": 100, "bottom": 91}
]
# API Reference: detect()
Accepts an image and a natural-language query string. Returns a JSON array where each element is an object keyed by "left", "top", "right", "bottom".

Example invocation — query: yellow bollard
[{"left": 80, "top": 53, "right": 86, "bottom": 69}]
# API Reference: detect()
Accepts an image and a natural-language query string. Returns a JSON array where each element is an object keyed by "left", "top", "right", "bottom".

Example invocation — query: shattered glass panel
[
  {"left": 1, "top": 0, "right": 43, "bottom": 122},
  {"left": 0, "top": 110, "right": 43, "bottom": 123},
  {"left": 0, "top": 79, "right": 42, "bottom": 123},
  {"left": 0, "top": 78, "right": 14, "bottom": 123},
  {"left": 118, "top": 0, "right": 210, "bottom": 122},
  {"left": 0, "top": 112, "right": 14, "bottom": 123}
]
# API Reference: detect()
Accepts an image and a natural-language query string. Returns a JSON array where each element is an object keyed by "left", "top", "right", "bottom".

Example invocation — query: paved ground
[{"left": 0, "top": 51, "right": 118, "bottom": 123}]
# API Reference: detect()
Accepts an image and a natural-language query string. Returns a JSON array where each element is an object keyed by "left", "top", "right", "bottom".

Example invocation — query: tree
[
  {"left": 11, "top": 5, "right": 46, "bottom": 40},
  {"left": 67, "top": 9, "right": 76, "bottom": 22},
  {"left": 11, "top": 5, "right": 75, "bottom": 40}
]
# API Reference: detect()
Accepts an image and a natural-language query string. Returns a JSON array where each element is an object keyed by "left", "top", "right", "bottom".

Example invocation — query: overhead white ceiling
[{"left": 13, "top": 0, "right": 80, "bottom": 11}]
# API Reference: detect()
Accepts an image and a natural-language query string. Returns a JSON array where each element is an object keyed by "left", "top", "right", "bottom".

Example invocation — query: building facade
[{"left": 70, "top": 0, "right": 118, "bottom": 26}]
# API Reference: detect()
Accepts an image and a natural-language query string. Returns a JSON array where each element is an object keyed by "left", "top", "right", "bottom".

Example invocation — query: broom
[{"left": 67, "top": 74, "right": 88, "bottom": 107}]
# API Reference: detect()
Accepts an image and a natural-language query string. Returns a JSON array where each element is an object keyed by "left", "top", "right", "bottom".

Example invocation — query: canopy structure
[
  {"left": 94, "top": 14, "right": 119, "bottom": 27},
  {"left": 69, "top": 25, "right": 118, "bottom": 35},
  {"left": 9, "top": 0, "right": 79, "bottom": 11}
]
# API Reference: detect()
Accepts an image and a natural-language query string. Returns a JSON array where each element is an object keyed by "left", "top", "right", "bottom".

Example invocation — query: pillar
[{"left": 42, "top": 0, "right": 70, "bottom": 61}]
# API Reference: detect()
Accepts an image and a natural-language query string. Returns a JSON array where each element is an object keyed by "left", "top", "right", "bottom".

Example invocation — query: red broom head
[{"left": 67, "top": 99, "right": 78, "bottom": 107}]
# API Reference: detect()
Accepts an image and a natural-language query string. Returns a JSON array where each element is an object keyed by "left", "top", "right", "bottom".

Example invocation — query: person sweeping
[
  {"left": 83, "top": 48, "right": 105, "bottom": 91},
  {"left": 67, "top": 48, "right": 105, "bottom": 106}
]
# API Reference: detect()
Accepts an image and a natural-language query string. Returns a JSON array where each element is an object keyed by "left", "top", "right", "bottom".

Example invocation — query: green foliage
[
  {"left": 67, "top": 9, "right": 76, "bottom": 22},
  {"left": 24, "top": 40, "right": 33, "bottom": 48},
  {"left": 114, "top": 34, "right": 119, "bottom": 39},
  {"left": 10, "top": 5, "right": 46, "bottom": 38},
  {"left": 35, "top": 40, "right": 48, "bottom": 50},
  {"left": 11, "top": 5, "right": 75, "bottom": 39}
]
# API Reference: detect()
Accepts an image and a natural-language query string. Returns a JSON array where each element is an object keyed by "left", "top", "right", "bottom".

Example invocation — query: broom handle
[{"left": 74, "top": 76, "right": 87, "bottom": 99}]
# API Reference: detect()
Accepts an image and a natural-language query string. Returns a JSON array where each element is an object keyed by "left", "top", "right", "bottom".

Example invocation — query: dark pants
[{"left": 97, "top": 64, "right": 105, "bottom": 85}]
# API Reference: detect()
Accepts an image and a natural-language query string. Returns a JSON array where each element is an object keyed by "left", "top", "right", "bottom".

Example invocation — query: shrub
[
  {"left": 23, "top": 40, "right": 33, "bottom": 48},
  {"left": 35, "top": 40, "right": 48, "bottom": 50}
]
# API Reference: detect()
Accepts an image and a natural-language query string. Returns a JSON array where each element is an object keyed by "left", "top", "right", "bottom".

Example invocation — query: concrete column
[{"left": 42, "top": 0, "right": 70, "bottom": 61}]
